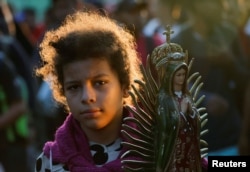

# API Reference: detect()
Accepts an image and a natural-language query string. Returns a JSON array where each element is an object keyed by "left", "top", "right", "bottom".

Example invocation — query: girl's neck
[
  {"left": 81, "top": 119, "right": 122, "bottom": 145},
  {"left": 86, "top": 129, "right": 120, "bottom": 145}
]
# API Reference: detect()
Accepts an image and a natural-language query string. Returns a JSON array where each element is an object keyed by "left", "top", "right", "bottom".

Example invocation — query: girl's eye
[
  {"left": 95, "top": 80, "right": 107, "bottom": 86},
  {"left": 66, "top": 85, "right": 79, "bottom": 90}
]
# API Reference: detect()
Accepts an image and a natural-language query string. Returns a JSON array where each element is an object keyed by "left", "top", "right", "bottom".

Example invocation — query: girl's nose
[{"left": 81, "top": 84, "right": 96, "bottom": 104}]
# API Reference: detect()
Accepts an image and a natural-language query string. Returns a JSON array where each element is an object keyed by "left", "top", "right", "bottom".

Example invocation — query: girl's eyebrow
[
  {"left": 91, "top": 73, "right": 110, "bottom": 79},
  {"left": 64, "top": 73, "right": 110, "bottom": 84},
  {"left": 63, "top": 80, "right": 79, "bottom": 85}
]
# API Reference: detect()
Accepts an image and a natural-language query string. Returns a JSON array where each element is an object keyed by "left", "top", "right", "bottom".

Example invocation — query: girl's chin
[{"left": 81, "top": 121, "right": 105, "bottom": 130}]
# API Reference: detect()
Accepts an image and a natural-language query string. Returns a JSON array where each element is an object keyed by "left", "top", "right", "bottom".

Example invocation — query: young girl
[{"left": 35, "top": 10, "right": 142, "bottom": 171}]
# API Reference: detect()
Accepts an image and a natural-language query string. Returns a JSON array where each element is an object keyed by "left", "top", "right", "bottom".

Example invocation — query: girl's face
[
  {"left": 63, "top": 58, "right": 127, "bottom": 133},
  {"left": 173, "top": 68, "right": 186, "bottom": 90}
]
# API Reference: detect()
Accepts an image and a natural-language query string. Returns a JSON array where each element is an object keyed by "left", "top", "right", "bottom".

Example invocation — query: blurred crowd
[{"left": 0, "top": 0, "right": 250, "bottom": 171}]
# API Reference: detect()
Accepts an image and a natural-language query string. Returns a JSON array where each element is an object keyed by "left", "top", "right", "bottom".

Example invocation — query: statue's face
[{"left": 173, "top": 68, "right": 186, "bottom": 91}]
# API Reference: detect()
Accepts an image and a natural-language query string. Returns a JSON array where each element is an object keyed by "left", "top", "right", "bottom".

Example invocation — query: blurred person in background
[
  {"left": 14, "top": 7, "right": 45, "bottom": 50},
  {"left": 239, "top": 80, "right": 250, "bottom": 155},
  {"left": 213, "top": 0, "right": 250, "bottom": 156},
  {"left": 0, "top": 1, "right": 37, "bottom": 120},
  {"left": 221, "top": 0, "right": 250, "bottom": 115},
  {"left": 224, "top": 0, "right": 250, "bottom": 155},
  {"left": 43, "top": 0, "right": 84, "bottom": 30},
  {"left": 0, "top": 43, "right": 30, "bottom": 172},
  {"left": 111, "top": 0, "right": 164, "bottom": 67},
  {"left": 0, "top": 2, "right": 33, "bottom": 172},
  {"left": 170, "top": 0, "right": 247, "bottom": 155},
  {"left": 240, "top": 17, "right": 250, "bottom": 155}
]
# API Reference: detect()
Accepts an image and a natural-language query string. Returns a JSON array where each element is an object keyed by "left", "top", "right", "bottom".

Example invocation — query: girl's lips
[{"left": 80, "top": 109, "right": 101, "bottom": 118}]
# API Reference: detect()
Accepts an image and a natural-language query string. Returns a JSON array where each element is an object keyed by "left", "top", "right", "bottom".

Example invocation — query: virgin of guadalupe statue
[
  {"left": 159, "top": 61, "right": 203, "bottom": 171},
  {"left": 121, "top": 26, "right": 208, "bottom": 172}
]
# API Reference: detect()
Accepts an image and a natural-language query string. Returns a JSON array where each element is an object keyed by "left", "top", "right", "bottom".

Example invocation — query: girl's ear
[{"left": 123, "top": 89, "right": 129, "bottom": 98}]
